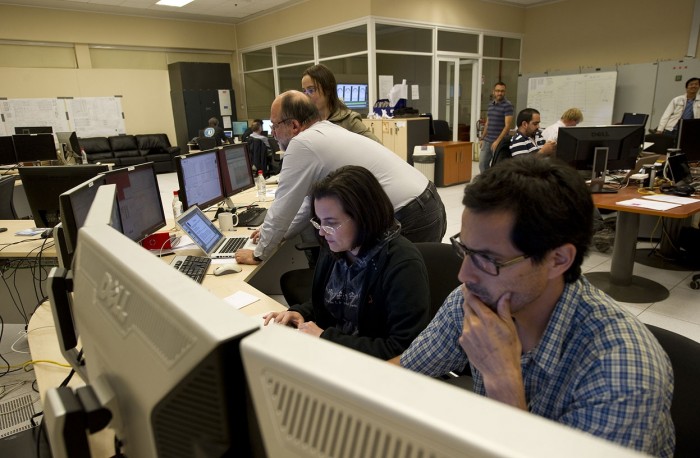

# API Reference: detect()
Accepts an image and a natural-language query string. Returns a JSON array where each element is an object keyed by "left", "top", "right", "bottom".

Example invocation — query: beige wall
[{"left": 522, "top": 0, "right": 699, "bottom": 73}]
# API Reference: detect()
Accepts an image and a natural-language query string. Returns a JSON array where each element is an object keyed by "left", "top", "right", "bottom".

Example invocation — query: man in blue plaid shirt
[{"left": 393, "top": 155, "right": 674, "bottom": 456}]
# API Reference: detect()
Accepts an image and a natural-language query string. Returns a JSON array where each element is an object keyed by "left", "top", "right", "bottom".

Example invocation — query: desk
[{"left": 588, "top": 187, "right": 700, "bottom": 303}]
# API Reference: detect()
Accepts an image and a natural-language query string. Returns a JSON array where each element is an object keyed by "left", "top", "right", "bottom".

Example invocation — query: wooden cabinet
[
  {"left": 431, "top": 141, "right": 472, "bottom": 187},
  {"left": 363, "top": 117, "right": 429, "bottom": 163}
]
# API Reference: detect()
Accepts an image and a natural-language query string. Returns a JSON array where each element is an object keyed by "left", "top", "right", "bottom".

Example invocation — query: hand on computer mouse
[{"left": 213, "top": 263, "right": 242, "bottom": 276}]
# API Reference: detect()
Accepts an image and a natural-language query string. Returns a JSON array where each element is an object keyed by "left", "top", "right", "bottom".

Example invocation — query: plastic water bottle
[
  {"left": 80, "top": 147, "right": 88, "bottom": 164},
  {"left": 256, "top": 170, "right": 266, "bottom": 201},
  {"left": 172, "top": 190, "right": 183, "bottom": 219}
]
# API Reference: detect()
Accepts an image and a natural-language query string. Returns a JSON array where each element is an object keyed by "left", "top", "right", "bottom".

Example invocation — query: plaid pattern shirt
[{"left": 401, "top": 277, "right": 675, "bottom": 457}]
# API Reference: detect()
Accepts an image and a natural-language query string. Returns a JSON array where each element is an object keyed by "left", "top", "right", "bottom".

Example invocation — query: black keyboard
[
  {"left": 169, "top": 255, "right": 211, "bottom": 283},
  {"left": 236, "top": 207, "right": 267, "bottom": 227}
]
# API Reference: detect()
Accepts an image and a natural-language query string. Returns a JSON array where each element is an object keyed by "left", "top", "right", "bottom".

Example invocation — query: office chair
[
  {"left": 432, "top": 120, "right": 453, "bottom": 142},
  {"left": 0, "top": 175, "right": 18, "bottom": 219},
  {"left": 645, "top": 324, "right": 700, "bottom": 457}
]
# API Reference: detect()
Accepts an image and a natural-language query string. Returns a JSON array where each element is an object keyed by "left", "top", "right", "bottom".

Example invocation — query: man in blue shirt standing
[
  {"left": 509, "top": 107, "right": 556, "bottom": 158},
  {"left": 479, "top": 82, "right": 513, "bottom": 172},
  {"left": 392, "top": 155, "right": 675, "bottom": 457}
]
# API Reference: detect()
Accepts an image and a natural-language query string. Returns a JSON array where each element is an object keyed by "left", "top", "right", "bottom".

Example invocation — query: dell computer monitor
[
  {"left": 46, "top": 191, "right": 264, "bottom": 456},
  {"left": 217, "top": 144, "right": 254, "bottom": 199},
  {"left": 175, "top": 149, "right": 224, "bottom": 210},
  {"left": 337, "top": 83, "right": 368, "bottom": 110},
  {"left": 58, "top": 174, "right": 107, "bottom": 260},
  {"left": 14, "top": 126, "right": 53, "bottom": 135},
  {"left": 0, "top": 136, "right": 17, "bottom": 166},
  {"left": 621, "top": 112, "right": 649, "bottom": 128},
  {"left": 12, "top": 134, "right": 57, "bottom": 162},
  {"left": 102, "top": 162, "right": 165, "bottom": 242},
  {"left": 557, "top": 125, "right": 645, "bottom": 172},
  {"left": 18, "top": 164, "right": 110, "bottom": 227},
  {"left": 232, "top": 121, "right": 248, "bottom": 136},
  {"left": 678, "top": 118, "right": 700, "bottom": 162},
  {"left": 56, "top": 131, "right": 81, "bottom": 160}
]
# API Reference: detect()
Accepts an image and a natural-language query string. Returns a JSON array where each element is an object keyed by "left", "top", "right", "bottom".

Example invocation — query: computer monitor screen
[
  {"left": 46, "top": 212, "right": 264, "bottom": 457},
  {"left": 102, "top": 162, "right": 165, "bottom": 242},
  {"left": 232, "top": 121, "right": 248, "bottom": 136},
  {"left": 59, "top": 175, "right": 107, "bottom": 260},
  {"left": 621, "top": 112, "right": 649, "bottom": 128},
  {"left": 241, "top": 325, "right": 640, "bottom": 458},
  {"left": 667, "top": 153, "right": 692, "bottom": 185},
  {"left": 0, "top": 136, "right": 17, "bottom": 166},
  {"left": 55, "top": 131, "right": 80, "bottom": 159},
  {"left": 218, "top": 144, "right": 254, "bottom": 198},
  {"left": 175, "top": 149, "right": 224, "bottom": 210},
  {"left": 261, "top": 119, "right": 273, "bottom": 134},
  {"left": 18, "top": 164, "right": 110, "bottom": 228},
  {"left": 224, "top": 130, "right": 233, "bottom": 139},
  {"left": 678, "top": 118, "right": 700, "bottom": 162},
  {"left": 12, "top": 134, "right": 57, "bottom": 162},
  {"left": 337, "top": 83, "right": 368, "bottom": 110},
  {"left": 14, "top": 126, "right": 53, "bottom": 135},
  {"left": 557, "top": 125, "right": 645, "bottom": 172}
]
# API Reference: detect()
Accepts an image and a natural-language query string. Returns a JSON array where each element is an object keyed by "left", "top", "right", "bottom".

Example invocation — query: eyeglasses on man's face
[
  {"left": 449, "top": 233, "right": 529, "bottom": 276},
  {"left": 302, "top": 85, "right": 317, "bottom": 96},
  {"left": 310, "top": 217, "right": 349, "bottom": 235},
  {"left": 270, "top": 118, "right": 291, "bottom": 132}
]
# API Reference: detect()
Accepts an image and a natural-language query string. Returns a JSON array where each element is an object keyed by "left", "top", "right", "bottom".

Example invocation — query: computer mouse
[{"left": 213, "top": 263, "right": 242, "bottom": 276}]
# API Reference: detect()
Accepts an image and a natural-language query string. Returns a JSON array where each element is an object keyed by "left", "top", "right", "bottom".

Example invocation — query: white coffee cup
[{"left": 219, "top": 212, "right": 238, "bottom": 231}]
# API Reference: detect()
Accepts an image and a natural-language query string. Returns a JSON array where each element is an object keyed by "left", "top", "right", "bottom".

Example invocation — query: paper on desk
[
  {"left": 224, "top": 290, "right": 260, "bottom": 309},
  {"left": 616, "top": 198, "right": 681, "bottom": 211},
  {"left": 643, "top": 194, "right": 699, "bottom": 205}
]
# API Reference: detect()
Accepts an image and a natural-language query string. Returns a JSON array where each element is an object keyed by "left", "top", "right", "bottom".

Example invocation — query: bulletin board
[
  {"left": 0, "top": 96, "right": 125, "bottom": 137},
  {"left": 526, "top": 72, "right": 617, "bottom": 127}
]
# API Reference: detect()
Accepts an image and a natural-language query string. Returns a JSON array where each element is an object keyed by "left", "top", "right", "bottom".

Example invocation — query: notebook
[{"left": 176, "top": 205, "right": 251, "bottom": 259}]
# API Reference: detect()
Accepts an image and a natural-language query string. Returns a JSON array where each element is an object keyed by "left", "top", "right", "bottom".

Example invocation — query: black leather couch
[{"left": 78, "top": 134, "right": 180, "bottom": 173}]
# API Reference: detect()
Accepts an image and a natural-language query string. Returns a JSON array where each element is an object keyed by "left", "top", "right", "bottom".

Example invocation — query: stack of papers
[{"left": 616, "top": 194, "right": 699, "bottom": 211}]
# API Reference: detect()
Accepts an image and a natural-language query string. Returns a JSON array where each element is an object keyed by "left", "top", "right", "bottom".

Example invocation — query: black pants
[{"left": 395, "top": 182, "right": 447, "bottom": 243}]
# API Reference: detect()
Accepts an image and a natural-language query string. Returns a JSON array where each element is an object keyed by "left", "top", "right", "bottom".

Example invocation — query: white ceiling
[{"left": 0, "top": 0, "right": 558, "bottom": 25}]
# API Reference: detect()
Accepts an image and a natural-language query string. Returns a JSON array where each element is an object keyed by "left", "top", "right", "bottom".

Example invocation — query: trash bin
[{"left": 413, "top": 145, "right": 436, "bottom": 182}]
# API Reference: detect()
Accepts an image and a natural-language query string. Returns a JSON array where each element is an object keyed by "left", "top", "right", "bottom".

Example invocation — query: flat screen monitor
[
  {"left": 102, "top": 162, "right": 166, "bottom": 242},
  {"left": 232, "top": 121, "right": 248, "bottom": 136},
  {"left": 678, "top": 118, "right": 700, "bottom": 161},
  {"left": 55, "top": 131, "right": 81, "bottom": 160},
  {"left": 175, "top": 149, "right": 224, "bottom": 210},
  {"left": 14, "top": 126, "right": 53, "bottom": 135},
  {"left": 241, "top": 325, "right": 642, "bottom": 458},
  {"left": 337, "top": 83, "right": 368, "bottom": 110},
  {"left": 621, "top": 112, "right": 649, "bottom": 128},
  {"left": 667, "top": 152, "right": 692, "bottom": 185},
  {"left": 217, "top": 144, "right": 254, "bottom": 199},
  {"left": 18, "top": 164, "right": 110, "bottom": 228},
  {"left": 224, "top": 130, "right": 233, "bottom": 139},
  {"left": 261, "top": 119, "right": 273, "bottom": 134},
  {"left": 46, "top": 203, "right": 264, "bottom": 457},
  {"left": 0, "top": 136, "right": 17, "bottom": 166},
  {"left": 59, "top": 175, "right": 107, "bottom": 261},
  {"left": 557, "top": 125, "right": 645, "bottom": 172},
  {"left": 12, "top": 134, "right": 57, "bottom": 162}
]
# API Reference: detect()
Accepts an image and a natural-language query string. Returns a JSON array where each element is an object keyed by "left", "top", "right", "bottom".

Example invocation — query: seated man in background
[
  {"left": 248, "top": 120, "right": 270, "bottom": 148},
  {"left": 392, "top": 155, "right": 674, "bottom": 457},
  {"left": 202, "top": 117, "right": 228, "bottom": 146},
  {"left": 542, "top": 107, "right": 583, "bottom": 142},
  {"left": 235, "top": 90, "right": 446, "bottom": 265},
  {"left": 263, "top": 166, "right": 430, "bottom": 360},
  {"left": 509, "top": 108, "right": 557, "bottom": 157}
]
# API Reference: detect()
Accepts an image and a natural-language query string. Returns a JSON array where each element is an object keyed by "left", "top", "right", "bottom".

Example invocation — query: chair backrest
[
  {"left": 645, "top": 324, "right": 700, "bottom": 458},
  {"left": 414, "top": 242, "right": 462, "bottom": 319},
  {"left": 0, "top": 175, "right": 17, "bottom": 219},
  {"left": 432, "top": 120, "right": 452, "bottom": 141},
  {"left": 490, "top": 135, "right": 513, "bottom": 166}
]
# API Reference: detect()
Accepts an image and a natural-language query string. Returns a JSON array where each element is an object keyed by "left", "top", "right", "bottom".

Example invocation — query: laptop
[{"left": 176, "top": 205, "right": 251, "bottom": 259}]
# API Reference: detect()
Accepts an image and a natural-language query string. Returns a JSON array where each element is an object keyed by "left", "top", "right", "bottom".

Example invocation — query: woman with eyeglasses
[
  {"left": 263, "top": 165, "right": 430, "bottom": 359},
  {"left": 301, "top": 64, "right": 381, "bottom": 143}
]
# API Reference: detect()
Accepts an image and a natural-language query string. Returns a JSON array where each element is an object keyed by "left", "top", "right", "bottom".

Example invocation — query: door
[{"left": 436, "top": 58, "right": 478, "bottom": 143}]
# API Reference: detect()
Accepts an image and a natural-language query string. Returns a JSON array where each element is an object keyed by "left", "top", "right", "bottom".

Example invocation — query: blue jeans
[
  {"left": 395, "top": 182, "right": 447, "bottom": 243},
  {"left": 479, "top": 140, "right": 494, "bottom": 173}
]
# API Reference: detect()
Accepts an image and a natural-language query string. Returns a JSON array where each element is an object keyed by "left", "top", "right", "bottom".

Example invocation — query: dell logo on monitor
[{"left": 591, "top": 131, "right": 609, "bottom": 137}]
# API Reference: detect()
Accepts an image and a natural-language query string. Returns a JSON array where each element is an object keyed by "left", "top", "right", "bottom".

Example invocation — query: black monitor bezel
[
  {"left": 14, "top": 126, "right": 53, "bottom": 135},
  {"left": 101, "top": 162, "right": 166, "bottom": 242},
  {"left": 59, "top": 175, "right": 107, "bottom": 258},
  {"left": 18, "top": 164, "right": 110, "bottom": 228},
  {"left": 621, "top": 112, "right": 649, "bottom": 128},
  {"left": 678, "top": 118, "right": 700, "bottom": 162},
  {"left": 557, "top": 125, "right": 644, "bottom": 171},
  {"left": 217, "top": 144, "right": 254, "bottom": 198},
  {"left": 0, "top": 136, "right": 17, "bottom": 166},
  {"left": 174, "top": 149, "right": 225, "bottom": 211},
  {"left": 12, "top": 134, "right": 57, "bottom": 162}
]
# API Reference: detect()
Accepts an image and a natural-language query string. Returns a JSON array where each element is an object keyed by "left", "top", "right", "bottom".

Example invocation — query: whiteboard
[
  {"left": 0, "top": 96, "right": 125, "bottom": 138},
  {"left": 527, "top": 72, "right": 617, "bottom": 128}
]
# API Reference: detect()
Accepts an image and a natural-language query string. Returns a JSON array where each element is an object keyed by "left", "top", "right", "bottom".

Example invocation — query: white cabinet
[{"left": 363, "top": 118, "right": 429, "bottom": 163}]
